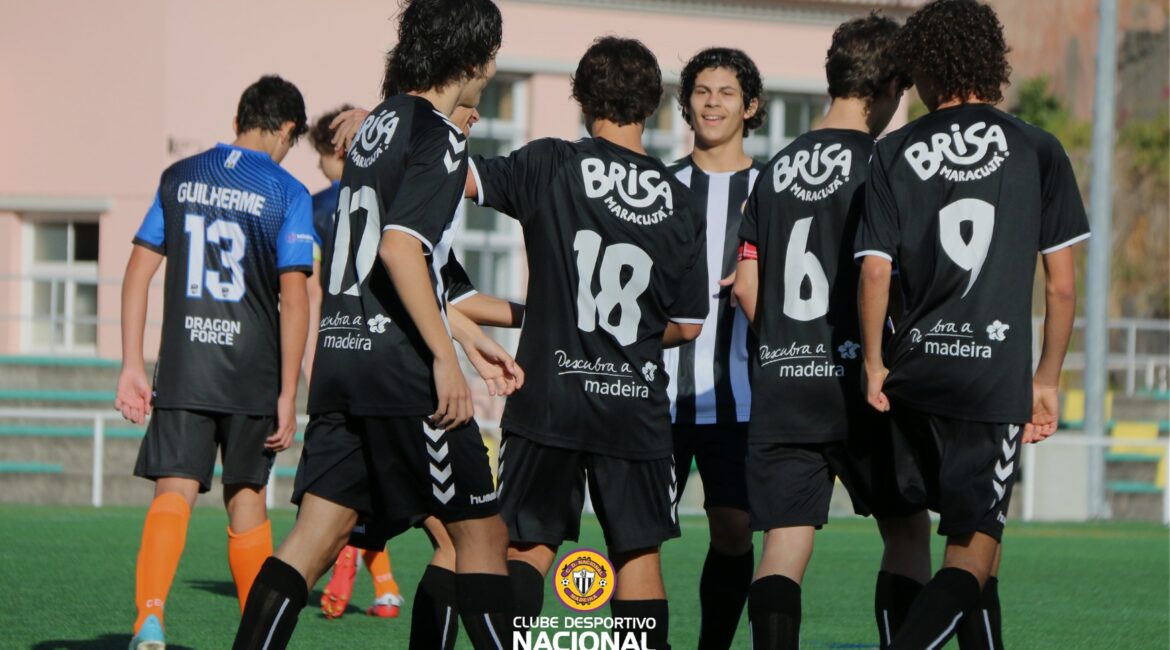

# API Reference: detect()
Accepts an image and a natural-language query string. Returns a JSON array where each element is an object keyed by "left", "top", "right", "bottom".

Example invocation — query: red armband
[{"left": 738, "top": 241, "right": 758, "bottom": 261}]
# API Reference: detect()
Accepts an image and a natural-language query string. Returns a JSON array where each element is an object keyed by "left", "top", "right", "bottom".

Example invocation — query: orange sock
[
  {"left": 227, "top": 519, "right": 273, "bottom": 613},
  {"left": 363, "top": 549, "right": 401, "bottom": 599},
  {"left": 134, "top": 492, "right": 191, "bottom": 633}
]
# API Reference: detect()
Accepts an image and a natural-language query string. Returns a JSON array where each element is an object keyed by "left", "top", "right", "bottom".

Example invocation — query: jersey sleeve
[
  {"left": 1037, "top": 135, "right": 1091, "bottom": 254},
  {"left": 277, "top": 188, "right": 316, "bottom": 274},
  {"left": 442, "top": 252, "right": 478, "bottom": 304},
  {"left": 469, "top": 139, "right": 561, "bottom": 225},
  {"left": 132, "top": 190, "right": 166, "bottom": 254},
  {"left": 668, "top": 210, "right": 710, "bottom": 325},
  {"left": 382, "top": 127, "right": 464, "bottom": 252},
  {"left": 854, "top": 145, "right": 899, "bottom": 263},
  {"left": 738, "top": 180, "right": 763, "bottom": 245}
]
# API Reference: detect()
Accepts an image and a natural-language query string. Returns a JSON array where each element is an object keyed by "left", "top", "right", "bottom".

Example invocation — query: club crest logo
[{"left": 553, "top": 549, "right": 616, "bottom": 612}]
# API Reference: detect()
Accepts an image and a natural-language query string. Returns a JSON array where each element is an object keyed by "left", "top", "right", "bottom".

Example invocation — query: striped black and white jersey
[
  {"left": 664, "top": 158, "right": 762, "bottom": 426},
  {"left": 308, "top": 95, "right": 469, "bottom": 417}
]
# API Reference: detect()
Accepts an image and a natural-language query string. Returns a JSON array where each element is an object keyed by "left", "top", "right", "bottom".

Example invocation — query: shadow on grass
[
  {"left": 31, "top": 635, "right": 196, "bottom": 650},
  {"left": 186, "top": 578, "right": 237, "bottom": 598}
]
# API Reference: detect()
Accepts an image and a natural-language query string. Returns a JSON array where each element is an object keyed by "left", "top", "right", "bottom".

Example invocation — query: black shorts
[
  {"left": 746, "top": 441, "right": 875, "bottom": 530},
  {"left": 672, "top": 423, "right": 749, "bottom": 511},
  {"left": 498, "top": 433, "right": 680, "bottom": 554},
  {"left": 134, "top": 408, "right": 275, "bottom": 493},
  {"left": 292, "top": 413, "right": 499, "bottom": 549},
  {"left": 889, "top": 406, "right": 1022, "bottom": 541}
]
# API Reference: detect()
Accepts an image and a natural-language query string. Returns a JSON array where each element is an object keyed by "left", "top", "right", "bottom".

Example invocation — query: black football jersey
[
  {"left": 742, "top": 129, "right": 879, "bottom": 442},
  {"left": 471, "top": 137, "right": 709, "bottom": 459},
  {"left": 308, "top": 95, "right": 470, "bottom": 416},
  {"left": 665, "top": 158, "right": 760, "bottom": 427},
  {"left": 855, "top": 104, "right": 1089, "bottom": 423},
  {"left": 133, "top": 144, "right": 316, "bottom": 414}
]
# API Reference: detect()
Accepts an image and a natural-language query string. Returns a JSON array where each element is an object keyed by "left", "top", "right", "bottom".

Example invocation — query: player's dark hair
[
  {"left": 309, "top": 104, "right": 355, "bottom": 156},
  {"left": 896, "top": 0, "right": 1010, "bottom": 104},
  {"left": 381, "top": 0, "right": 503, "bottom": 98},
  {"left": 826, "top": 14, "right": 911, "bottom": 104},
  {"left": 678, "top": 47, "right": 767, "bottom": 135},
  {"left": 235, "top": 75, "right": 308, "bottom": 142},
  {"left": 572, "top": 36, "right": 662, "bottom": 127}
]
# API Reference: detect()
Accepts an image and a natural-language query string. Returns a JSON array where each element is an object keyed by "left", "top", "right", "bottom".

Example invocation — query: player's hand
[
  {"left": 719, "top": 271, "right": 737, "bottom": 308},
  {"left": 1024, "top": 382, "right": 1060, "bottom": 443},
  {"left": 114, "top": 366, "right": 152, "bottom": 425},
  {"left": 431, "top": 355, "right": 473, "bottom": 430},
  {"left": 463, "top": 333, "right": 525, "bottom": 397},
  {"left": 267, "top": 392, "right": 297, "bottom": 452},
  {"left": 864, "top": 363, "right": 891, "bottom": 412},
  {"left": 330, "top": 107, "right": 371, "bottom": 155}
]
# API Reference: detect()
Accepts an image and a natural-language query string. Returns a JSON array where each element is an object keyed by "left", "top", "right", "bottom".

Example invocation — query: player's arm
[
  {"left": 1027, "top": 247, "right": 1077, "bottom": 443},
  {"left": 274, "top": 271, "right": 309, "bottom": 451},
  {"left": 116, "top": 245, "right": 163, "bottom": 425},
  {"left": 303, "top": 255, "right": 322, "bottom": 384},
  {"left": 858, "top": 255, "right": 893, "bottom": 412},
  {"left": 733, "top": 241, "right": 760, "bottom": 328},
  {"left": 116, "top": 191, "right": 166, "bottom": 425},
  {"left": 663, "top": 321, "right": 703, "bottom": 348},
  {"left": 381, "top": 232, "right": 471, "bottom": 428},
  {"left": 448, "top": 307, "right": 525, "bottom": 397},
  {"left": 451, "top": 295, "right": 525, "bottom": 328}
]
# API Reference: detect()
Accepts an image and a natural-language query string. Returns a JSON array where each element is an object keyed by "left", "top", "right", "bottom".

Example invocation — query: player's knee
[
  {"left": 707, "top": 507, "right": 752, "bottom": 554},
  {"left": 154, "top": 477, "right": 199, "bottom": 510}
]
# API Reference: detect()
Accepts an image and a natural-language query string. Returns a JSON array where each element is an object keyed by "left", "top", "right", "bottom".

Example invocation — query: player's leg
[
  {"left": 411, "top": 517, "right": 461, "bottom": 650},
  {"left": 874, "top": 511, "right": 932, "bottom": 648},
  {"left": 955, "top": 543, "right": 1003, "bottom": 650},
  {"left": 745, "top": 444, "right": 832, "bottom": 650},
  {"left": 423, "top": 421, "right": 514, "bottom": 650},
  {"left": 233, "top": 412, "right": 368, "bottom": 649},
  {"left": 221, "top": 413, "right": 279, "bottom": 612},
  {"left": 590, "top": 453, "right": 679, "bottom": 650},
  {"left": 889, "top": 417, "right": 1020, "bottom": 649},
  {"left": 130, "top": 409, "right": 217, "bottom": 647},
  {"left": 363, "top": 547, "right": 403, "bottom": 617},
  {"left": 691, "top": 424, "right": 753, "bottom": 650},
  {"left": 234, "top": 493, "right": 358, "bottom": 649},
  {"left": 497, "top": 433, "right": 586, "bottom": 617}
]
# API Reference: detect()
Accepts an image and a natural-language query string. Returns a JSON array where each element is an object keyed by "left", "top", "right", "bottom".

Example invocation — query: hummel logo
[
  {"left": 994, "top": 461, "right": 1014, "bottom": 482},
  {"left": 427, "top": 442, "right": 449, "bottom": 462},
  {"left": 444, "top": 151, "right": 461, "bottom": 174},
  {"left": 423, "top": 424, "right": 445, "bottom": 442},
  {"left": 448, "top": 132, "right": 466, "bottom": 154},
  {"left": 1002, "top": 439, "right": 1018, "bottom": 461}
]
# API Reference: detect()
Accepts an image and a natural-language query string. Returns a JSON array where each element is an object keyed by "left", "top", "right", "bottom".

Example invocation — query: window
[
  {"left": 744, "top": 93, "right": 830, "bottom": 161},
  {"left": 23, "top": 217, "right": 100, "bottom": 352},
  {"left": 456, "top": 76, "right": 528, "bottom": 304}
]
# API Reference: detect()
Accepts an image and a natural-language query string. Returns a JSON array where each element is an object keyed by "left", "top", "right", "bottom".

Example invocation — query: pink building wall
[{"left": 0, "top": 0, "right": 908, "bottom": 360}]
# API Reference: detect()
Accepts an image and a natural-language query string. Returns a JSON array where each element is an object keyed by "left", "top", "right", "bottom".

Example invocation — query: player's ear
[
  {"left": 279, "top": 121, "right": 296, "bottom": 144},
  {"left": 744, "top": 96, "right": 760, "bottom": 120}
]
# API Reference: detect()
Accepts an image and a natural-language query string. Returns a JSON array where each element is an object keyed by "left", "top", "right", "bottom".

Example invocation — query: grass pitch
[{"left": 0, "top": 505, "right": 1165, "bottom": 649}]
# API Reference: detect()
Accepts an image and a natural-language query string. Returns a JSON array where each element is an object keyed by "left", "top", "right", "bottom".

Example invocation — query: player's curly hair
[
  {"left": 235, "top": 75, "right": 308, "bottom": 142},
  {"left": 896, "top": 0, "right": 1011, "bottom": 104},
  {"left": 678, "top": 48, "right": 767, "bottom": 135},
  {"left": 572, "top": 37, "right": 662, "bottom": 127},
  {"left": 381, "top": 0, "right": 502, "bottom": 97},
  {"left": 826, "top": 14, "right": 911, "bottom": 104},
  {"left": 309, "top": 104, "right": 355, "bottom": 156}
]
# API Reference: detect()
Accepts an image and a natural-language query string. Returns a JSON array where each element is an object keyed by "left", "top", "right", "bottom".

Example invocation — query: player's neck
[
  {"left": 934, "top": 95, "right": 989, "bottom": 110},
  {"left": 409, "top": 88, "right": 461, "bottom": 117},
  {"left": 816, "top": 97, "right": 871, "bottom": 136},
  {"left": 591, "top": 119, "right": 647, "bottom": 155},
  {"left": 691, "top": 136, "right": 752, "bottom": 174},
  {"left": 231, "top": 131, "right": 278, "bottom": 160}
]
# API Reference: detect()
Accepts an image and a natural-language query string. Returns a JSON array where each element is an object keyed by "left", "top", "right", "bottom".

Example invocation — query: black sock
[
  {"left": 875, "top": 571, "right": 925, "bottom": 649},
  {"left": 956, "top": 576, "right": 1003, "bottom": 650},
  {"left": 232, "top": 557, "right": 308, "bottom": 650},
  {"left": 509, "top": 559, "right": 546, "bottom": 617},
  {"left": 410, "top": 566, "right": 460, "bottom": 650},
  {"left": 747, "top": 575, "right": 801, "bottom": 650},
  {"left": 697, "top": 545, "right": 753, "bottom": 650},
  {"left": 611, "top": 599, "right": 671, "bottom": 650},
  {"left": 890, "top": 568, "right": 980, "bottom": 649},
  {"left": 456, "top": 573, "right": 515, "bottom": 650}
]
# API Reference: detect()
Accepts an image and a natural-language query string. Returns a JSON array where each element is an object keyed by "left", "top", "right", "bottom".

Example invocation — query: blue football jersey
[{"left": 134, "top": 143, "right": 314, "bottom": 414}]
